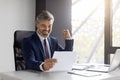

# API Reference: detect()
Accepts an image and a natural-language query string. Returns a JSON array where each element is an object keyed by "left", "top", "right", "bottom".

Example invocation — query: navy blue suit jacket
[{"left": 22, "top": 32, "right": 73, "bottom": 71}]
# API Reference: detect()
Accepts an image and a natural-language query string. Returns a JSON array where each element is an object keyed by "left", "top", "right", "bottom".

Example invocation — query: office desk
[{"left": 0, "top": 70, "right": 120, "bottom": 80}]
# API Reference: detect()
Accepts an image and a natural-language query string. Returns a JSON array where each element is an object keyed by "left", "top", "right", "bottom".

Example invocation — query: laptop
[
  {"left": 86, "top": 49, "right": 120, "bottom": 73},
  {"left": 49, "top": 51, "right": 76, "bottom": 72}
]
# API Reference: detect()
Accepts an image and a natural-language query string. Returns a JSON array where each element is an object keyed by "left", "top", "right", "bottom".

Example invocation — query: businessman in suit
[{"left": 22, "top": 10, "right": 74, "bottom": 71}]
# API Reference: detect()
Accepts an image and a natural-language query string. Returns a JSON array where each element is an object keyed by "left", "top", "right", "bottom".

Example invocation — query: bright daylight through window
[
  {"left": 72, "top": 0, "right": 104, "bottom": 64},
  {"left": 72, "top": 0, "right": 120, "bottom": 64}
]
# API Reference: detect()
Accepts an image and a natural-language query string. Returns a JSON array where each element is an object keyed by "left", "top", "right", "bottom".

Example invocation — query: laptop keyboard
[{"left": 87, "top": 65, "right": 110, "bottom": 73}]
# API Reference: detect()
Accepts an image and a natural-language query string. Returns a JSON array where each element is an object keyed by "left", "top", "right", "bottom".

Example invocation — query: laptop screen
[{"left": 109, "top": 49, "right": 120, "bottom": 72}]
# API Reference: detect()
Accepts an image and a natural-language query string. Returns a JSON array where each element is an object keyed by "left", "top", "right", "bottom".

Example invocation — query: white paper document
[
  {"left": 50, "top": 51, "right": 76, "bottom": 72},
  {"left": 68, "top": 70, "right": 101, "bottom": 77}
]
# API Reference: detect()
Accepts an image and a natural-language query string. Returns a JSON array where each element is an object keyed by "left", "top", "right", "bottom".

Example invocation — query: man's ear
[{"left": 35, "top": 22, "right": 38, "bottom": 30}]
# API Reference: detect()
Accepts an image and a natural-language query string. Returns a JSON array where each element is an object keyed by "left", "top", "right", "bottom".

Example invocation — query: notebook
[
  {"left": 87, "top": 49, "right": 120, "bottom": 73},
  {"left": 49, "top": 51, "right": 76, "bottom": 72},
  {"left": 68, "top": 70, "right": 101, "bottom": 77}
]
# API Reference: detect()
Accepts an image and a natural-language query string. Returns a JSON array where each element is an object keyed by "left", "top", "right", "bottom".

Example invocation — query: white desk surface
[{"left": 0, "top": 69, "right": 120, "bottom": 80}]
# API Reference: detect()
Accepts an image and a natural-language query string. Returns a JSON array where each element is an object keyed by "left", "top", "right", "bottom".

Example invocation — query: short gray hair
[{"left": 36, "top": 10, "right": 54, "bottom": 22}]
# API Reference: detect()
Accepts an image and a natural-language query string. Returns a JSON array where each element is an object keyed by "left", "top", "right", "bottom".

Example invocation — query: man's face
[{"left": 36, "top": 20, "right": 53, "bottom": 37}]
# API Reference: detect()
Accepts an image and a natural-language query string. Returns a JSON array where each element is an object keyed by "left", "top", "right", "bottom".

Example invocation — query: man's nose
[{"left": 45, "top": 26, "right": 49, "bottom": 30}]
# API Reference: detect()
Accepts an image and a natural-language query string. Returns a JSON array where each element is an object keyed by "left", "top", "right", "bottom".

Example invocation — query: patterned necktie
[{"left": 44, "top": 39, "right": 49, "bottom": 59}]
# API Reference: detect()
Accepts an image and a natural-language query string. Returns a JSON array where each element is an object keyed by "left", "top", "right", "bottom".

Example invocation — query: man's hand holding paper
[{"left": 43, "top": 58, "right": 57, "bottom": 71}]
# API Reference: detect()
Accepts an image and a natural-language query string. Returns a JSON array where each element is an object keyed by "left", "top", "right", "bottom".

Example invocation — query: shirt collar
[{"left": 36, "top": 31, "right": 48, "bottom": 42}]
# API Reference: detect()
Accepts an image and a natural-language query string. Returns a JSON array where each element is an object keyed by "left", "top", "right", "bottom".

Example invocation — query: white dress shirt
[{"left": 36, "top": 31, "right": 51, "bottom": 71}]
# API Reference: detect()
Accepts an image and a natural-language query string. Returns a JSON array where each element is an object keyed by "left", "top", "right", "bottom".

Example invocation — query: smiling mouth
[{"left": 43, "top": 31, "right": 48, "bottom": 33}]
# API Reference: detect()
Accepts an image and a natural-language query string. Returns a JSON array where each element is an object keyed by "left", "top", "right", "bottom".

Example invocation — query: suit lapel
[{"left": 33, "top": 33, "right": 46, "bottom": 59}]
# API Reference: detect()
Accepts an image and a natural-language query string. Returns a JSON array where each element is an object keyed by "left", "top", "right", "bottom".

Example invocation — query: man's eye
[
  {"left": 41, "top": 24, "right": 46, "bottom": 27},
  {"left": 48, "top": 25, "right": 52, "bottom": 28}
]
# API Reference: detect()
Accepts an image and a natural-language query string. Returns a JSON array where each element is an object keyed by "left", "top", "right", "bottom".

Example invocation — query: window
[
  {"left": 72, "top": 0, "right": 104, "bottom": 63},
  {"left": 112, "top": 0, "right": 120, "bottom": 47},
  {"left": 72, "top": 0, "right": 120, "bottom": 64}
]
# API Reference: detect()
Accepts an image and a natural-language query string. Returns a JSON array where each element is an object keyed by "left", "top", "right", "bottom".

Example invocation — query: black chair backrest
[{"left": 14, "top": 30, "right": 34, "bottom": 70}]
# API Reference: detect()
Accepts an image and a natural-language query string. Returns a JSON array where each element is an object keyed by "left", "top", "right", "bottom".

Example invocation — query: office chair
[{"left": 14, "top": 30, "right": 34, "bottom": 70}]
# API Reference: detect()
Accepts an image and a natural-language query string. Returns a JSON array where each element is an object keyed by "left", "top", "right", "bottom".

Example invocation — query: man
[{"left": 22, "top": 10, "right": 74, "bottom": 71}]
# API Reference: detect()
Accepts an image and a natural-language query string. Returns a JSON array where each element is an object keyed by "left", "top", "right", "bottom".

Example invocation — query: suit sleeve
[
  {"left": 64, "top": 39, "right": 74, "bottom": 51},
  {"left": 22, "top": 38, "right": 42, "bottom": 71},
  {"left": 55, "top": 39, "right": 74, "bottom": 51}
]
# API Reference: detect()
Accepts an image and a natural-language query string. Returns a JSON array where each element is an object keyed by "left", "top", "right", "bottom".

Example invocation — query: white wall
[{"left": 0, "top": 0, "right": 35, "bottom": 72}]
